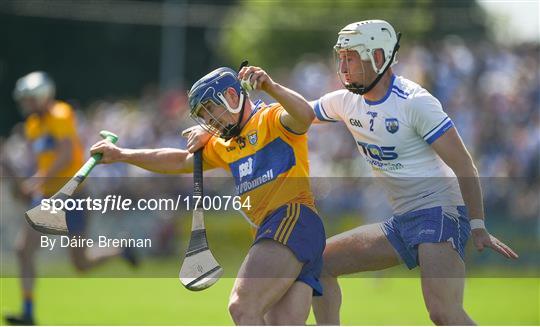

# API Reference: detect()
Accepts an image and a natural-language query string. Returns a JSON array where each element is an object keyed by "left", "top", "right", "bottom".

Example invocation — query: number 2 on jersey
[{"left": 369, "top": 118, "right": 374, "bottom": 132}]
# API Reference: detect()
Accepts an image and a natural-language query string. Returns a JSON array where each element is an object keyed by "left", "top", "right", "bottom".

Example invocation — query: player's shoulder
[
  {"left": 320, "top": 89, "right": 352, "bottom": 102},
  {"left": 394, "top": 75, "right": 441, "bottom": 109},
  {"left": 317, "top": 89, "right": 358, "bottom": 116},
  {"left": 49, "top": 101, "right": 75, "bottom": 119},
  {"left": 250, "top": 101, "right": 283, "bottom": 123},
  {"left": 258, "top": 101, "right": 282, "bottom": 113},
  {"left": 393, "top": 75, "right": 426, "bottom": 99}
]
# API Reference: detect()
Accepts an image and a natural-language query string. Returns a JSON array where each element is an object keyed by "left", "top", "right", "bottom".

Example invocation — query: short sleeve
[
  {"left": 202, "top": 137, "right": 228, "bottom": 171},
  {"left": 408, "top": 92, "right": 454, "bottom": 145},
  {"left": 311, "top": 90, "right": 346, "bottom": 123},
  {"left": 48, "top": 103, "right": 77, "bottom": 139}
]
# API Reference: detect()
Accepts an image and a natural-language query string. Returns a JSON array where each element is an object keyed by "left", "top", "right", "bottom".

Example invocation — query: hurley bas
[{"left": 41, "top": 235, "right": 151, "bottom": 250}]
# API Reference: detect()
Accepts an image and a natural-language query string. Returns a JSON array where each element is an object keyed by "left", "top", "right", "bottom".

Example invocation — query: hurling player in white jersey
[
  {"left": 181, "top": 20, "right": 519, "bottom": 325},
  {"left": 309, "top": 20, "right": 518, "bottom": 325}
]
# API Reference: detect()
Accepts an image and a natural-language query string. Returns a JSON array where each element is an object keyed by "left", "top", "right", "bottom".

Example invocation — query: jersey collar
[
  {"left": 251, "top": 100, "right": 264, "bottom": 115},
  {"left": 364, "top": 74, "right": 396, "bottom": 106}
]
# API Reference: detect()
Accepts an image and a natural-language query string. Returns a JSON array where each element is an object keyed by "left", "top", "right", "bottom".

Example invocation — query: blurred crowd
[{"left": 2, "top": 37, "right": 539, "bottom": 224}]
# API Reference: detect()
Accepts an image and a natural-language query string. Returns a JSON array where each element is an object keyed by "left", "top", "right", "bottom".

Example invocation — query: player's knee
[
  {"left": 428, "top": 309, "right": 447, "bottom": 326},
  {"left": 427, "top": 303, "right": 462, "bottom": 325},
  {"left": 228, "top": 296, "right": 263, "bottom": 324},
  {"left": 320, "top": 265, "right": 338, "bottom": 279},
  {"left": 15, "top": 246, "right": 26, "bottom": 260},
  {"left": 70, "top": 256, "right": 91, "bottom": 273},
  {"left": 15, "top": 245, "right": 34, "bottom": 261},
  {"left": 72, "top": 261, "right": 90, "bottom": 273}
]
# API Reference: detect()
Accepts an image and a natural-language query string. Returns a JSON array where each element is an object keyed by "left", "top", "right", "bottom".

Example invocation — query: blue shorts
[
  {"left": 32, "top": 197, "right": 87, "bottom": 236},
  {"left": 381, "top": 206, "right": 471, "bottom": 269},
  {"left": 254, "top": 203, "right": 326, "bottom": 296}
]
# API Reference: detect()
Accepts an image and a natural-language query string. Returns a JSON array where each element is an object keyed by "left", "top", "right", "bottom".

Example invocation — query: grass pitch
[{"left": 1, "top": 276, "right": 538, "bottom": 325}]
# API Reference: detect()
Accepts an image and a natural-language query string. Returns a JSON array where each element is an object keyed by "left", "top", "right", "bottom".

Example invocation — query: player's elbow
[
  {"left": 444, "top": 149, "right": 478, "bottom": 178},
  {"left": 470, "top": 162, "right": 479, "bottom": 177},
  {"left": 302, "top": 105, "right": 316, "bottom": 126},
  {"left": 153, "top": 149, "right": 193, "bottom": 174},
  {"left": 304, "top": 106, "right": 316, "bottom": 121},
  {"left": 452, "top": 157, "right": 479, "bottom": 178}
]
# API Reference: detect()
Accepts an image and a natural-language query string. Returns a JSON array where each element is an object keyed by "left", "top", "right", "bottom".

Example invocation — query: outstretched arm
[
  {"left": 239, "top": 66, "right": 315, "bottom": 134},
  {"left": 431, "top": 128, "right": 518, "bottom": 259},
  {"left": 90, "top": 140, "right": 194, "bottom": 174}
]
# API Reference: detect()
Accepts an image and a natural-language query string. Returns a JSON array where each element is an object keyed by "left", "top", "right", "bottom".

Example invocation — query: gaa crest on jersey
[
  {"left": 385, "top": 118, "right": 399, "bottom": 134},
  {"left": 247, "top": 130, "right": 258, "bottom": 145}
]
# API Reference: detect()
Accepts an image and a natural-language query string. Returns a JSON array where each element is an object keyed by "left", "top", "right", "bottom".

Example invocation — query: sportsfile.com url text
[{"left": 40, "top": 195, "right": 251, "bottom": 214}]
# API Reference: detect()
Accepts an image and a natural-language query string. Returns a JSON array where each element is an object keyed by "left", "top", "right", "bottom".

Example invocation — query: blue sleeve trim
[
  {"left": 313, "top": 100, "right": 337, "bottom": 122},
  {"left": 426, "top": 120, "right": 453, "bottom": 144},
  {"left": 422, "top": 116, "right": 450, "bottom": 139}
]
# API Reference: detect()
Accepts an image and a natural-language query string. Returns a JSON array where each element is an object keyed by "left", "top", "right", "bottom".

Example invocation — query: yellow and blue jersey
[
  {"left": 202, "top": 101, "right": 316, "bottom": 229},
  {"left": 203, "top": 100, "right": 325, "bottom": 295},
  {"left": 24, "top": 101, "right": 84, "bottom": 196}
]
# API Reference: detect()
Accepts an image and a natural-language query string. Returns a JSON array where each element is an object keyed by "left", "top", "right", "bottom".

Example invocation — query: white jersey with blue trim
[{"left": 313, "top": 74, "right": 464, "bottom": 214}]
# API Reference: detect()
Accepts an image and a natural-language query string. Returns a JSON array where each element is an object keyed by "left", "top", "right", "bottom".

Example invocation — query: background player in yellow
[
  {"left": 90, "top": 65, "right": 326, "bottom": 325},
  {"left": 6, "top": 72, "right": 137, "bottom": 326}
]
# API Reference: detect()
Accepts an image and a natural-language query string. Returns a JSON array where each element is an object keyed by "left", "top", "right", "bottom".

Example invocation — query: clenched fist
[{"left": 90, "top": 140, "right": 124, "bottom": 164}]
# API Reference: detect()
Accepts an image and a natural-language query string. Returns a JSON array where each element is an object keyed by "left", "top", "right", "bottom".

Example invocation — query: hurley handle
[
  {"left": 76, "top": 130, "right": 119, "bottom": 179},
  {"left": 193, "top": 150, "right": 203, "bottom": 207}
]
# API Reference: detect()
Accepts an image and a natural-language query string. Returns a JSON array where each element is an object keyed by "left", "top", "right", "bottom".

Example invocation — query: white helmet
[
  {"left": 13, "top": 71, "right": 56, "bottom": 103},
  {"left": 335, "top": 20, "right": 400, "bottom": 75}
]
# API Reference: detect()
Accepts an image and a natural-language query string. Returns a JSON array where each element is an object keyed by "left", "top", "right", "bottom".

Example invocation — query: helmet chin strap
[
  {"left": 346, "top": 33, "right": 401, "bottom": 95},
  {"left": 220, "top": 60, "right": 249, "bottom": 141},
  {"left": 220, "top": 59, "right": 251, "bottom": 141},
  {"left": 220, "top": 89, "right": 247, "bottom": 141}
]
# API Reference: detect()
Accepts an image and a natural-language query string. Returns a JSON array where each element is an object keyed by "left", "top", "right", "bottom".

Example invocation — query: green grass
[{"left": 1, "top": 277, "right": 538, "bottom": 325}]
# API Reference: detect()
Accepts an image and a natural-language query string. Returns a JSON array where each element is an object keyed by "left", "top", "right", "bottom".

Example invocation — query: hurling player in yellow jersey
[
  {"left": 6, "top": 72, "right": 137, "bottom": 326},
  {"left": 90, "top": 65, "right": 326, "bottom": 325}
]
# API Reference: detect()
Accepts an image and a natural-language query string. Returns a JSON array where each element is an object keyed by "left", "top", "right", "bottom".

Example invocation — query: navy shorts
[
  {"left": 254, "top": 203, "right": 326, "bottom": 296},
  {"left": 381, "top": 206, "right": 471, "bottom": 269},
  {"left": 32, "top": 196, "right": 87, "bottom": 236}
]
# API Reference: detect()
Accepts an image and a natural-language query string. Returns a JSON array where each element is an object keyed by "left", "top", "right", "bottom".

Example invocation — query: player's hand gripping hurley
[
  {"left": 179, "top": 150, "right": 223, "bottom": 291},
  {"left": 25, "top": 130, "right": 119, "bottom": 235}
]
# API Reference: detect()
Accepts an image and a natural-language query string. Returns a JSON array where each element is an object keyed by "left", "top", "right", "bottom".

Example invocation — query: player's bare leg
[
  {"left": 264, "top": 281, "right": 312, "bottom": 325},
  {"left": 228, "top": 239, "right": 306, "bottom": 325},
  {"left": 418, "top": 242, "right": 475, "bottom": 325},
  {"left": 312, "top": 223, "right": 400, "bottom": 325},
  {"left": 6, "top": 224, "right": 41, "bottom": 325},
  {"left": 15, "top": 224, "right": 40, "bottom": 296}
]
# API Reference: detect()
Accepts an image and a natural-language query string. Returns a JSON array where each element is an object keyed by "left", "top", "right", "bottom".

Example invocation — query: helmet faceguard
[
  {"left": 191, "top": 99, "right": 245, "bottom": 140},
  {"left": 334, "top": 20, "right": 401, "bottom": 95},
  {"left": 188, "top": 66, "right": 248, "bottom": 140}
]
